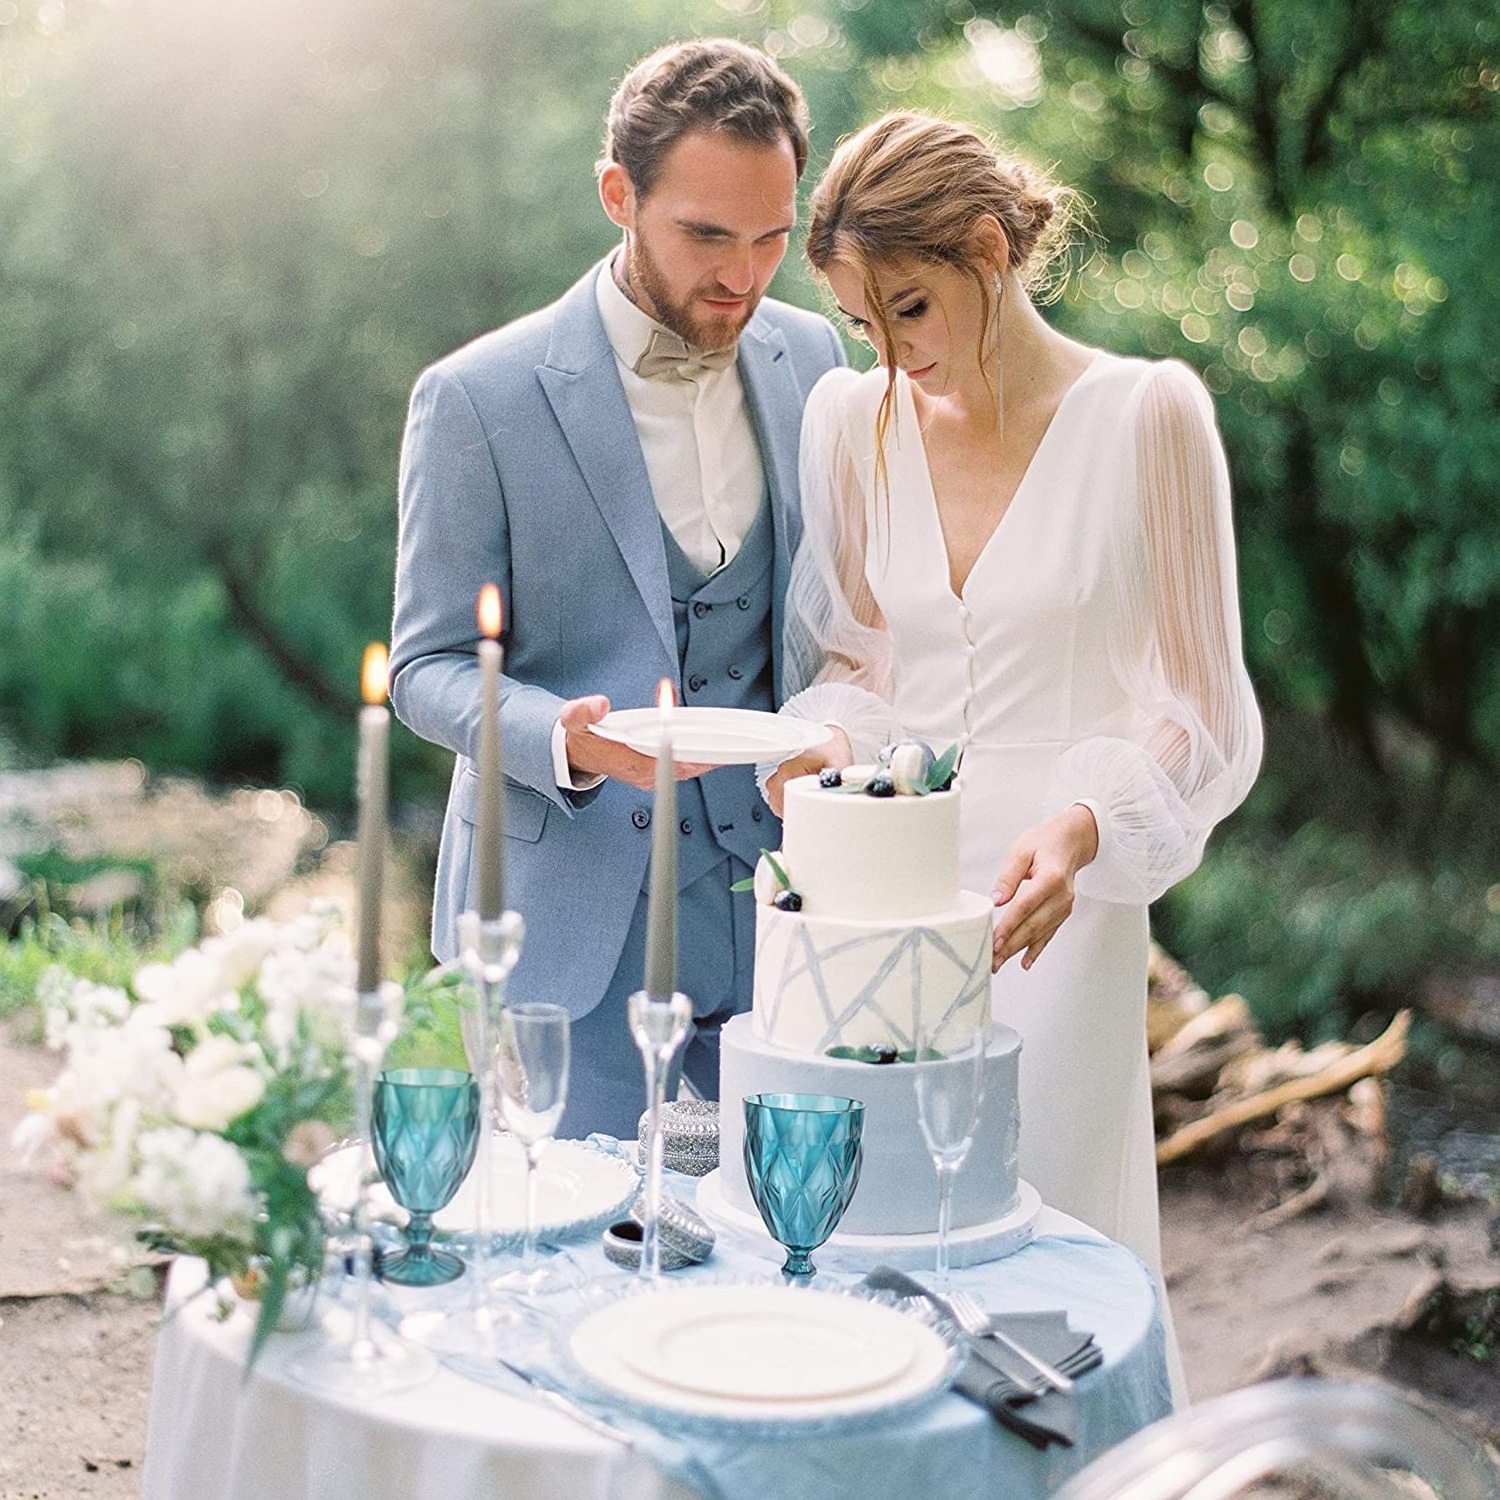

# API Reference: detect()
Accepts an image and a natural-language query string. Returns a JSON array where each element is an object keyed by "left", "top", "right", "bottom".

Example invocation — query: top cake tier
[{"left": 780, "top": 774, "right": 961, "bottom": 921}]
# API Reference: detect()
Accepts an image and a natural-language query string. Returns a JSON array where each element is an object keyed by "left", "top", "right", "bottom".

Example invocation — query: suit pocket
[{"left": 455, "top": 766, "right": 549, "bottom": 844}]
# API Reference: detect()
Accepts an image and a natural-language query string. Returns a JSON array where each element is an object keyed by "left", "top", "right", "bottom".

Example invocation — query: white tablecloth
[{"left": 142, "top": 1208, "right": 1164, "bottom": 1500}]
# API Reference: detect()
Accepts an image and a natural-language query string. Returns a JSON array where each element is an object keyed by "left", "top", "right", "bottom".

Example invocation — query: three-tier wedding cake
[{"left": 715, "top": 759, "right": 1025, "bottom": 1239}]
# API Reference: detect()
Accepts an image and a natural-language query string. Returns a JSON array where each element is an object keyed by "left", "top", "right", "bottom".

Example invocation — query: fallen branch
[{"left": 1156, "top": 1010, "right": 1410, "bottom": 1166}]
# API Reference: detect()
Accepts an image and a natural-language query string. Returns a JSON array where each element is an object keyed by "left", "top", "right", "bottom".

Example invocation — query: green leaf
[
  {"left": 926, "top": 743, "right": 959, "bottom": 792},
  {"left": 760, "top": 849, "right": 790, "bottom": 890},
  {"left": 729, "top": 877, "right": 755, "bottom": 892}
]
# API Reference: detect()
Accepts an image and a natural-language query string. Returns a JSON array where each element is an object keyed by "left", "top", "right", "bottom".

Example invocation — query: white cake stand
[{"left": 696, "top": 1171, "right": 1043, "bottom": 1272}]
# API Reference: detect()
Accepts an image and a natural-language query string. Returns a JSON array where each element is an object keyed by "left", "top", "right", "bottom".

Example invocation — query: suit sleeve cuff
[{"left": 552, "top": 715, "right": 606, "bottom": 793}]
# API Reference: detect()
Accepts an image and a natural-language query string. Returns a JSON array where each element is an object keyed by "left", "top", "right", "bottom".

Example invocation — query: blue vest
[{"left": 658, "top": 491, "right": 781, "bottom": 887}]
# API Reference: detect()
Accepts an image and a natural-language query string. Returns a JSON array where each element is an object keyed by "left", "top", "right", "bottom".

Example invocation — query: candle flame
[
  {"left": 361, "top": 642, "right": 389, "bottom": 705},
  {"left": 658, "top": 678, "right": 675, "bottom": 715},
  {"left": 477, "top": 583, "right": 503, "bottom": 640}
]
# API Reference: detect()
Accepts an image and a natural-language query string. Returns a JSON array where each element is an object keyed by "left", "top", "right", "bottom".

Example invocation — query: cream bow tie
[{"left": 633, "top": 329, "right": 737, "bottom": 382}]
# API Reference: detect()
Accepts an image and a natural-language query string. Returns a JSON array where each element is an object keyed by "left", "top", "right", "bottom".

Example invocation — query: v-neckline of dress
[{"left": 902, "top": 352, "right": 1106, "bottom": 605}]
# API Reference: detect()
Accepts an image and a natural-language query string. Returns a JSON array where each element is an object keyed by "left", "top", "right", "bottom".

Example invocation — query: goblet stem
[
  {"left": 783, "top": 1247, "right": 815, "bottom": 1280},
  {"left": 404, "top": 1209, "right": 434, "bottom": 1268},
  {"left": 521, "top": 1140, "right": 542, "bottom": 1269},
  {"left": 934, "top": 1161, "right": 958, "bottom": 1293}
]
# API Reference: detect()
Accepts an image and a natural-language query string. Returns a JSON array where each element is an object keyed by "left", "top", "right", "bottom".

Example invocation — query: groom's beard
[{"left": 624, "top": 234, "right": 755, "bottom": 354}]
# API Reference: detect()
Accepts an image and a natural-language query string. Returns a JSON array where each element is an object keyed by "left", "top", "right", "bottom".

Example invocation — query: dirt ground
[{"left": 3, "top": 1031, "right": 1496, "bottom": 1499}]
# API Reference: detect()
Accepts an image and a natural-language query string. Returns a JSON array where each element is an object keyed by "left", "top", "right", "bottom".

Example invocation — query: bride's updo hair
[{"left": 808, "top": 112, "right": 1080, "bottom": 470}]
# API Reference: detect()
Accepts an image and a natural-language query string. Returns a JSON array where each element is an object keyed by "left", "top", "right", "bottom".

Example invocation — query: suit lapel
[
  {"left": 536, "top": 267, "right": 678, "bottom": 674},
  {"left": 738, "top": 319, "right": 806, "bottom": 703}
]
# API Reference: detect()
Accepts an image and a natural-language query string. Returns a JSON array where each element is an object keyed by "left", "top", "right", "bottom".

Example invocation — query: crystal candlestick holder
[{"left": 627, "top": 990, "right": 692, "bottom": 1281}]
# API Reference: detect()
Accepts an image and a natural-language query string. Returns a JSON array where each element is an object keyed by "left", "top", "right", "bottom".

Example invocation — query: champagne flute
[
  {"left": 914, "top": 1023, "right": 987, "bottom": 1293},
  {"left": 492, "top": 1003, "right": 572, "bottom": 1297}
]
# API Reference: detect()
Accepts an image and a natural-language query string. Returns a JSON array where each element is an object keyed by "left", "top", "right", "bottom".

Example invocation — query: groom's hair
[{"left": 601, "top": 39, "right": 809, "bottom": 197}]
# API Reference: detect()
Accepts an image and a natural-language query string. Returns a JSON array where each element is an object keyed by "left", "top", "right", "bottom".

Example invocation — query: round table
[{"left": 141, "top": 1205, "right": 1171, "bottom": 1500}]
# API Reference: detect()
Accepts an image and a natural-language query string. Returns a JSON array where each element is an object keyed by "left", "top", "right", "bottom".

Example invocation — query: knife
[{"left": 495, "top": 1357, "right": 634, "bottom": 1446}]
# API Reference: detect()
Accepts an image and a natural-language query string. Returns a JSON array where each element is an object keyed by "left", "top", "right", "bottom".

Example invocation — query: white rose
[
  {"left": 131, "top": 1127, "right": 258, "bottom": 1244},
  {"left": 172, "top": 1036, "right": 266, "bottom": 1132},
  {"left": 133, "top": 950, "right": 236, "bottom": 1029}
]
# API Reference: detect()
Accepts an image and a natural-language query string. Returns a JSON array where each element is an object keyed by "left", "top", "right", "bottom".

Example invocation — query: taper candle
[
  {"left": 643, "top": 678, "right": 676, "bottom": 1001},
  {"left": 355, "top": 643, "right": 390, "bottom": 995},
  {"left": 476, "top": 584, "right": 504, "bottom": 921}
]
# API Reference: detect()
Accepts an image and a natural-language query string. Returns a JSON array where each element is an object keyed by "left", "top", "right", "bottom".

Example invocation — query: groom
[{"left": 389, "top": 39, "right": 845, "bottom": 1137}]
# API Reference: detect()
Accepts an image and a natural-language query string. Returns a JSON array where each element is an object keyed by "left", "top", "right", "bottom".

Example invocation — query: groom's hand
[{"left": 559, "top": 695, "right": 715, "bottom": 791}]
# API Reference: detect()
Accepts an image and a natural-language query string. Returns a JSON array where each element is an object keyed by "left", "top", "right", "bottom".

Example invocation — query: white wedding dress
[{"left": 777, "top": 352, "right": 1262, "bottom": 1401}]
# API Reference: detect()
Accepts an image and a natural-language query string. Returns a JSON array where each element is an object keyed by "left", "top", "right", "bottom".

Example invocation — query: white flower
[
  {"left": 172, "top": 1036, "right": 266, "bottom": 1132},
  {"left": 133, "top": 948, "right": 238, "bottom": 1029},
  {"left": 131, "top": 1127, "right": 258, "bottom": 1245},
  {"left": 203, "top": 919, "right": 283, "bottom": 990},
  {"left": 40, "top": 969, "right": 129, "bottom": 1051},
  {"left": 257, "top": 935, "right": 357, "bottom": 1059}
]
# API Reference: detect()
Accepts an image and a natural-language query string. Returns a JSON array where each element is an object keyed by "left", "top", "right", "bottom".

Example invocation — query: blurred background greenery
[{"left": 1, "top": 0, "right": 1497, "bottom": 1060}]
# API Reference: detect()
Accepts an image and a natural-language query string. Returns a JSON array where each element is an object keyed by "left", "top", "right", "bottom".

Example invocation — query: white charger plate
[
  {"left": 568, "top": 1283, "right": 952, "bottom": 1425},
  {"left": 314, "top": 1136, "right": 635, "bottom": 1242},
  {"left": 587, "top": 706, "right": 830, "bottom": 766}
]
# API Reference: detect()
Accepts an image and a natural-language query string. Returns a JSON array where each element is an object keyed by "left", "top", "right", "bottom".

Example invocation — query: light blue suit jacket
[{"left": 389, "top": 261, "right": 845, "bottom": 1017}]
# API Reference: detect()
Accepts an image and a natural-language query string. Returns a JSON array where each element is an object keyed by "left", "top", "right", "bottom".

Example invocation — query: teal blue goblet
[
  {"left": 742, "top": 1093, "right": 864, "bottom": 1279},
  {"left": 372, "top": 1068, "right": 480, "bottom": 1287}
]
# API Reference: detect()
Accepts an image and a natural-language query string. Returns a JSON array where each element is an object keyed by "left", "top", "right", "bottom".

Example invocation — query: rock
[{"left": 1420, "top": 972, "right": 1500, "bottom": 1045}]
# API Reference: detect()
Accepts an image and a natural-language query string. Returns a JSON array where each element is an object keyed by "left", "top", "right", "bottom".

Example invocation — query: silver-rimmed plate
[
  {"left": 588, "top": 707, "right": 831, "bottom": 766},
  {"left": 560, "top": 1279, "right": 958, "bottom": 1432}
]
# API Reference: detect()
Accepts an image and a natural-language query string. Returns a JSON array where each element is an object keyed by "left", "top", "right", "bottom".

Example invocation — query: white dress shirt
[{"left": 550, "top": 259, "right": 767, "bottom": 789}]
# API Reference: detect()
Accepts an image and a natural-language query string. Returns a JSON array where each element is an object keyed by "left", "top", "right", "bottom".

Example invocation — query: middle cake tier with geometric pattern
[{"left": 751, "top": 891, "right": 995, "bottom": 1055}]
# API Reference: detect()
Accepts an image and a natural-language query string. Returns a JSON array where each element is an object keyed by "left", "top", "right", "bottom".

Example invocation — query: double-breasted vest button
[
  {"left": 727, "top": 665, "right": 743, "bottom": 680},
  {"left": 679, "top": 818, "right": 693, "bottom": 836},
  {"left": 687, "top": 674, "right": 707, "bottom": 693},
  {"left": 631, "top": 808, "right": 650, "bottom": 830},
  {"left": 751, "top": 806, "right": 763, "bottom": 823},
  {"left": 693, "top": 601, "right": 711, "bottom": 619},
  {"left": 737, "top": 596, "right": 751, "bottom": 610}
]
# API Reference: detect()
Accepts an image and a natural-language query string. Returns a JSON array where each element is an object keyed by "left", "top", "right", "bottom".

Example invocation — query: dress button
[
  {"left": 688, "top": 674, "right": 707, "bottom": 693},
  {"left": 631, "top": 808, "right": 650, "bottom": 830},
  {"left": 727, "top": 665, "right": 743, "bottom": 680},
  {"left": 679, "top": 818, "right": 694, "bottom": 836},
  {"left": 737, "top": 596, "right": 751, "bottom": 611},
  {"left": 751, "top": 806, "right": 763, "bottom": 823},
  {"left": 693, "top": 601, "right": 711, "bottom": 619}
]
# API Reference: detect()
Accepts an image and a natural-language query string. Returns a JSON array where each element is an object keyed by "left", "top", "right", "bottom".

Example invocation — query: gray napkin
[{"left": 860, "top": 1266, "right": 1099, "bottom": 1450}]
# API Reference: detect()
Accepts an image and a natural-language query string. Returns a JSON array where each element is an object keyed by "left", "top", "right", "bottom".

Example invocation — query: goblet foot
[{"left": 380, "top": 1245, "right": 466, "bottom": 1287}]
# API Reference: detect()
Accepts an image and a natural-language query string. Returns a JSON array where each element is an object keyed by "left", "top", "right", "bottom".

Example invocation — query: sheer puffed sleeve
[
  {"left": 1048, "top": 360, "right": 1262, "bottom": 904},
  {"left": 777, "top": 368, "right": 899, "bottom": 762}
]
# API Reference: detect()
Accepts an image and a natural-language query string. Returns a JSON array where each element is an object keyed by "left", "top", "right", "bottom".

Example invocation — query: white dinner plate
[
  {"left": 587, "top": 706, "right": 831, "bottom": 766},
  {"left": 568, "top": 1284, "right": 952, "bottom": 1425},
  {"left": 314, "top": 1136, "right": 635, "bottom": 1241}
]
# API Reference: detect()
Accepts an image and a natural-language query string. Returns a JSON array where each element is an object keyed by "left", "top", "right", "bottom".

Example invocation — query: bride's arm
[
  {"left": 1046, "top": 359, "right": 1263, "bottom": 906},
  {"left": 760, "top": 372, "right": 899, "bottom": 802}
]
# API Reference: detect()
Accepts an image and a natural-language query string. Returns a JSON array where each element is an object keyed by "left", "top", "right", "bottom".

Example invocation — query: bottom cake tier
[{"left": 716, "top": 1012, "right": 1022, "bottom": 1238}]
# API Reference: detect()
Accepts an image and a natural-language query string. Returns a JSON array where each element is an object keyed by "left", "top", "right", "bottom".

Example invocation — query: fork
[{"left": 945, "top": 1289, "right": 1075, "bottom": 1395}]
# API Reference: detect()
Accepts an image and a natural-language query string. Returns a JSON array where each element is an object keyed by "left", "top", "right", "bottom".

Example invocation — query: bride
[{"left": 765, "top": 112, "right": 1262, "bottom": 1396}]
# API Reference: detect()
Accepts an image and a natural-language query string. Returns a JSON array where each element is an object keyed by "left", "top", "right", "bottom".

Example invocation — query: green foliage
[{"left": 0, "top": 905, "right": 198, "bottom": 1020}]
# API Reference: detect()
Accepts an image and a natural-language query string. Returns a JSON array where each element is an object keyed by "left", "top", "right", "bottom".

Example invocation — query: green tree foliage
[{"left": 2, "top": 0, "right": 1497, "bottom": 1030}]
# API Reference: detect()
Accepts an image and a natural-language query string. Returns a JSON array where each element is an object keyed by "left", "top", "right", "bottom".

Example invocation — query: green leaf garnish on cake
[{"left": 925, "top": 742, "right": 960, "bottom": 793}]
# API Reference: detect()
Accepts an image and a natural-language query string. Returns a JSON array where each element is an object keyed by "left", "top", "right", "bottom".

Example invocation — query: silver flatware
[
  {"left": 945, "top": 1289, "right": 1075, "bottom": 1395},
  {"left": 495, "top": 1356, "right": 633, "bottom": 1446}
]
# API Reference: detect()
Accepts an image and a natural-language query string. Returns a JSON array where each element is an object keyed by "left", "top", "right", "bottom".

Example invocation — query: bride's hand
[
  {"left": 764, "top": 727, "right": 854, "bottom": 817},
  {"left": 990, "top": 805, "right": 1099, "bottom": 972}
]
